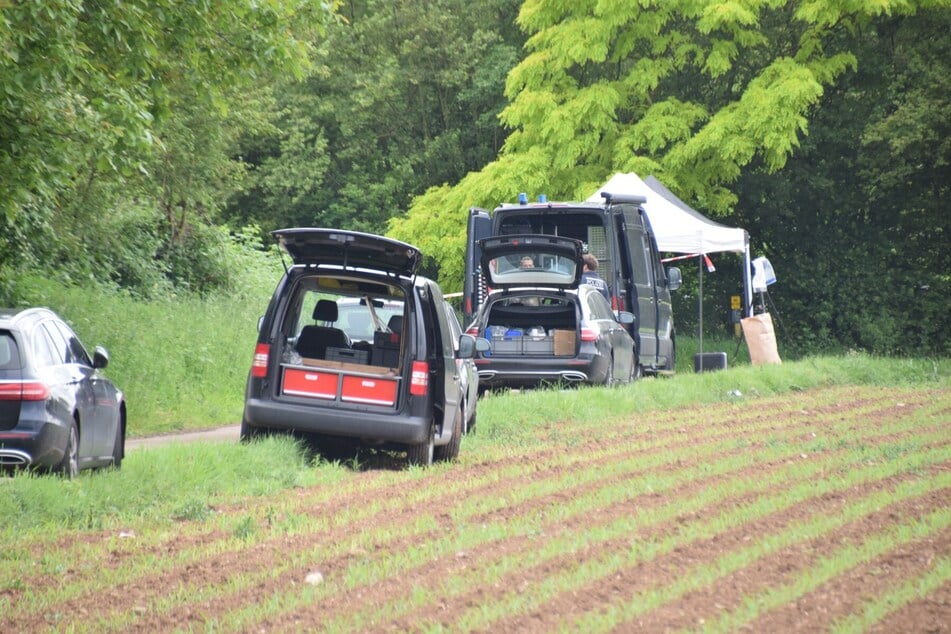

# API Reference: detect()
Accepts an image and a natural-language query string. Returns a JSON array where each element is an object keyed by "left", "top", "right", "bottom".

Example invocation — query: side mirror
[
  {"left": 457, "top": 334, "right": 490, "bottom": 358},
  {"left": 93, "top": 345, "right": 110, "bottom": 369},
  {"left": 667, "top": 266, "right": 682, "bottom": 292},
  {"left": 616, "top": 311, "right": 635, "bottom": 325}
]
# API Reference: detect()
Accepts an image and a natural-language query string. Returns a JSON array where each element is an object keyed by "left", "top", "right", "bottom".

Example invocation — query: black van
[
  {"left": 464, "top": 193, "right": 682, "bottom": 375},
  {"left": 242, "top": 228, "right": 487, "bottom": 466}
]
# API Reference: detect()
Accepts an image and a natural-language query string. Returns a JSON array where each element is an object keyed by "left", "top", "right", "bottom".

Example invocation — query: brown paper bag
[{"left": 741, "top": 312, "right": 782, "bottom": 365}]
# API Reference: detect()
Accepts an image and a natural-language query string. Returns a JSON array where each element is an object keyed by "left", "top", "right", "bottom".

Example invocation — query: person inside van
[
  {"left": 519, "top": 255, "right": 535, "bottom": 269},
  {"left": 581, "top": 253, "right": 610, "bottom": 302}
]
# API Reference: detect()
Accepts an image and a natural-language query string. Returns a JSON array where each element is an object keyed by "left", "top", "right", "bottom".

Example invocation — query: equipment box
[
  {"left": 372, "top": 330, "right": 401, "bottom": 368},
  {"left": 553, "top": 329, "right": 575, "bottom": 356},
  {"left": 489, "top": 334, "right": 554, "bottom": 356},
  {"left": 326, "top": 347, "right": 369, "bottom": 365},
  {"left": 284, "top": 362, "right": 399, "bottom": 407},
  {"left": 694, "top": 351, "right": 727, "bottom": 372}
]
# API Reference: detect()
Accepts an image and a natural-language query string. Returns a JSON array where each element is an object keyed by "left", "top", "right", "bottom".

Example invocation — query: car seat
[
  {"left": 387, "top": 315, "right": 403, "bottom": 335},
  {"left": 296, "top": 300, "right": 351, "bottom": 359}
]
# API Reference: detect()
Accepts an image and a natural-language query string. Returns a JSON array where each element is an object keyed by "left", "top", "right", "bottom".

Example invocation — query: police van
[{"left": 463, "top": 192, "right": 682, "bottom": 375}]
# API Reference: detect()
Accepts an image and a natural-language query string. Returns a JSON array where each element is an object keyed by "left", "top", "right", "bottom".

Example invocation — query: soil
[{"left": 4, "top": 385, "right": 949, "bottom": 633}]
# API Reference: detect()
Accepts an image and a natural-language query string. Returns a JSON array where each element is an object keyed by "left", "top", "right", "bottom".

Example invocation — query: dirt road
[{"left": 126, "top": 424, "right": 240, "bottom": 450}]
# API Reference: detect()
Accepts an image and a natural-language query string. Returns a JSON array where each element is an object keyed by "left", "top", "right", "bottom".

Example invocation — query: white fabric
[{"left": 586, "top": 173, "right": 747, "bottom": 254}]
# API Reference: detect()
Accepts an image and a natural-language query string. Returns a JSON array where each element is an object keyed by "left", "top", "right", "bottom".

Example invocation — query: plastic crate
[
  {"left": 490, "top": 335, "right": 554, "bottom": 356},
  {"left": 326, "top": 347, "right": 369, "bottom": 365},
  {"left": 522, "top": 337, "right": 554, "bottom": 355}
]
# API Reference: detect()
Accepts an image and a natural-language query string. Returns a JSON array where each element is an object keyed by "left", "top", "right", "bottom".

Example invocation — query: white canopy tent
[{"left": 587, "top": 172, "right": 753, "bottom": 316}]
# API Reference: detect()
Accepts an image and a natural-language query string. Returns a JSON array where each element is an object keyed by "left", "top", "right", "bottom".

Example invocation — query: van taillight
[
  {"left": 465, "top": 325, "right": 480, "bottom": 336},
  {"left": 580, "top": 326, "right": 598, "bottom": 342},
  {"left": 0, "top": 381, "right": 49, "bottom": 401},
  {"left": 611, "top": 295, "right": 619, "bottom": 311},
  {"left": 410, "top": 361, "right": 429, "bottom": 396},
  {"left": 251, "top": 343, "right": 270, "bottom": 378}
]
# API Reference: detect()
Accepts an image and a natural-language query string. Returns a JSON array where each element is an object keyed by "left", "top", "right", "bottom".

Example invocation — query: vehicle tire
[
  {"left": 57, "top": 419, "right": 79, "bottom": 479},
  {"left": 240, "top": 417, "right": 264, "bottom": 442},
  {"left": 605, "top": 355, "right": 615, "bottom": 387},
  {"left": 434, "top": 409, "right": 463, "bottom": 462},
  {"left": 466, "top": 409, "right": 477, "bottom": 435},
  {"left": 111, "top": 415, "right": 125, "bottom": 469},
  {"left": 629, "top": 344, "right": 642, "bottom": 382},
  {"left": 406, "top": 425, "right": 435, "bottom": 467},
  {"left": 632, "top": 362, "right": 643, "bottom": 382}
]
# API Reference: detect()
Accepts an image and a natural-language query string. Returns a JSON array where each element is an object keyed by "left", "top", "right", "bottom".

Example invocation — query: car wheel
[
  {"left": 605, "top": 355, "right": 615, "bottom": 387},
  {"left": 57, "top": 420, "right": 79, "bottom": 479},
  {"left": 629, "top": 344, "right": 642, "bottom": 382},
  {"left": 632, "top": 362, "right": 643, "bottom": 382},
  {"left": 240, "top": 417, "right": 265, "bottom": 442},
  {"left": 466, "top": 409, "right": 477, "bottom": 435},
  {"left": 111, "top": 416, "right": 125, "bottom": 469},
  {"left": 406, "top": 425, "right": 435, "bottom": 467},
  {"left": 434, "top": 409, "right": 463, "bottom": 462}
]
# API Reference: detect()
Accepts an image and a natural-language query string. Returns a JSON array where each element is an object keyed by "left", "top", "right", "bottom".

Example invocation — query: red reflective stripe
[
  {"left": 410, "top": 361, "right": 429, "bottom": 396},
  {"left": 580, "top": 327, "right": 598, "bottom": 342},
  {"left": 0, "top": 381, "right": 49, "bottom": 401},
  {"left": 251, "top": 343, "right": 269, "bottom": 378}
]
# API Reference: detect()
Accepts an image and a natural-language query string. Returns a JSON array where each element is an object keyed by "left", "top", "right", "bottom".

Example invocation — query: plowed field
[{"left": 4, "top": 385, "right": 949, "bottom": 632}]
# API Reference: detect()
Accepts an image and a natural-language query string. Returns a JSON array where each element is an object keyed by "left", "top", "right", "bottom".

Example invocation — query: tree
[
  {"left": 389, "top": 0, "right": 941, "bottom": 296},
  {"left": 0, "top": 0, "right": 329, "bottom": 280},
  {"left": 733, "top": 10, "right": 950, "bottom": 355},
  {"left": 225, "top": 0, "right": 523, "bottom": 239}
]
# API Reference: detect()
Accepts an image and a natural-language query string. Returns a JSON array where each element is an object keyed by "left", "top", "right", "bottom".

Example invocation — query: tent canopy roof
[{"left": 586, "top": 173, "right": 747, "bottom": 254}]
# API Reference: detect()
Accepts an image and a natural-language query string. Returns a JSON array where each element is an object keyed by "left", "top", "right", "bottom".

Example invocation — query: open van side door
[
  {"left": 463, "top": 207, "right": 492, "bottom": 323},
  {"left": 642, "top": 213, "right": 677, "bottom": 371}
]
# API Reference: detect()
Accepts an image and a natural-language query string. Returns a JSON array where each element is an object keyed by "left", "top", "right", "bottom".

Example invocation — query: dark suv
[{"left": 241, "top": 229, "right": 487, "bottom": 466}]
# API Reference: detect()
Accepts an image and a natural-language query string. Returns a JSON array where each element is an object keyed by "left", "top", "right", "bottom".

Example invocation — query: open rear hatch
[
  {"left": 274, "top": 228, "right": 422, "bottom": 278},
  {"left": 477, "top": 235, "right": 583, "bottom": 357},
  {"left": 478, "top": 234, "right": 583, "bottom": 290},
  {"left": 272, "top": 229, "right": 420, "bottom": 409}
]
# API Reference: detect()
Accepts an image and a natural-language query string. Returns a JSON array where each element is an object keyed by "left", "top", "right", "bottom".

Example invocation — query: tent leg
[{"left": 698, "top": 254, "right": 703, "bottom": 371}]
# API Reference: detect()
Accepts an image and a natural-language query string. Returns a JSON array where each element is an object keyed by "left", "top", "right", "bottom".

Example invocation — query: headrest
[
  {"left": 387, "top": 315, "right": 403, "bottom": 333},
  {"left": 313, "top": 300, "right": 338, "bottom": 323}
]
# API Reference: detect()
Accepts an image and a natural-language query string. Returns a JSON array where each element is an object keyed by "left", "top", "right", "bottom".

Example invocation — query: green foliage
[
  {"left": 391, "top": 0, "right": 931, "bottom": 290},
  {"left": 733, "top": 10, "right": 950, "bottom": 356},
  {"left": 225, "top": 0, "right": 523, "bottom": 240},
  {"left": 1, "top": 0, "right": 331, "bottom": 292}
]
